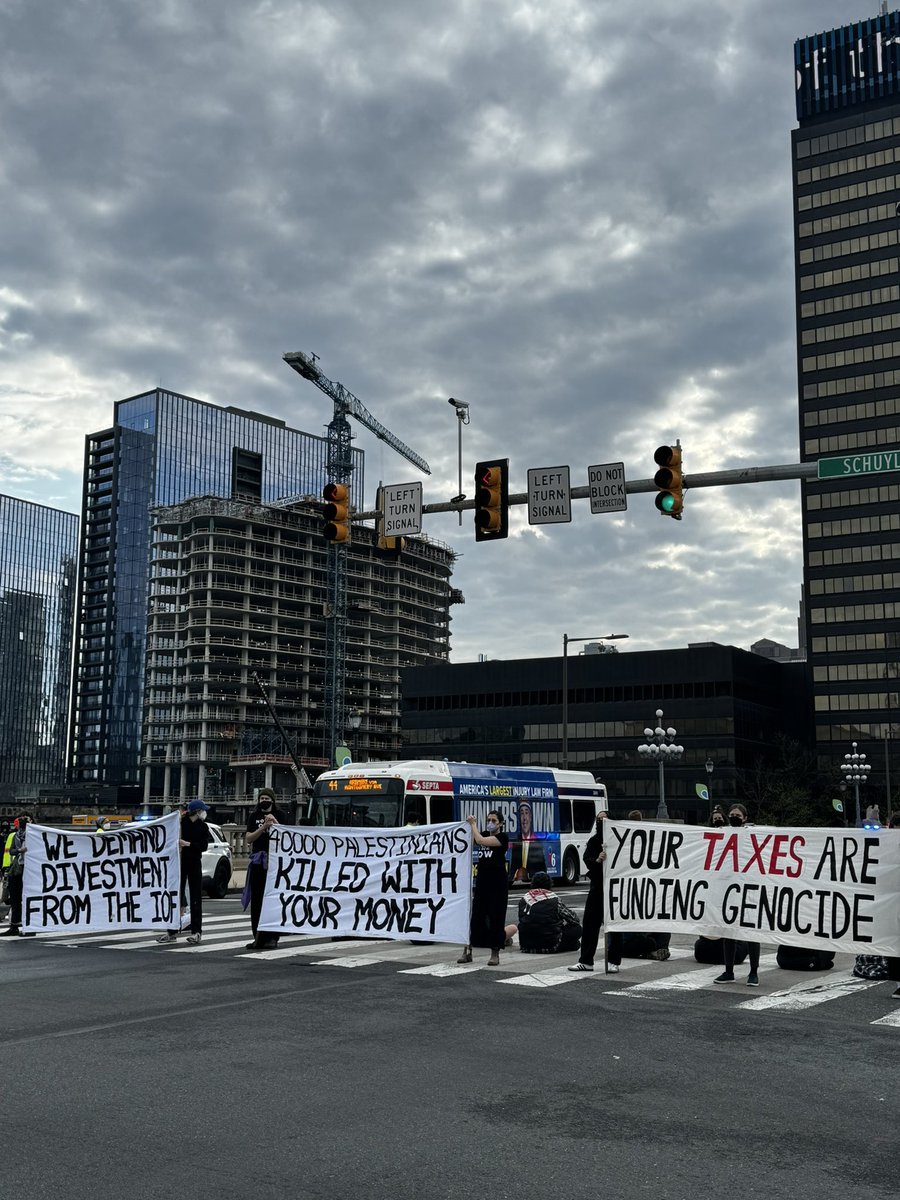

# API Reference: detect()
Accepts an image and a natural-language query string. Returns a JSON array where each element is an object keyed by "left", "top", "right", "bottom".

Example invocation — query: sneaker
[
  {"left": 0, "top": 927, "right": 20, "bottom": 937},
  {"left": 186, "top": 933, "right": 202, "bottom": 946},
  {"left": 567, "top": 962, "right": 593, "bottom": 973},
  {"left": 892, "top": 987, "right": 900, "bottom": 1000},
  {"left": 713, "top": 971, "right": 735, "bottom": 984},
  {"left": 156, "top": 932, "right": 178, "bottom": 944},
  {"left": 747, "top": 972, "right": 759, "bottom": 987},
  {"left": 606, "top": 963, "right": 620, "bottom": 974}
]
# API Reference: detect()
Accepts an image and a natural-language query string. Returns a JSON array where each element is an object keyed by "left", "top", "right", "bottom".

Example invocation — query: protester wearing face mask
[
  {"left": 568, "top": 810, "right": 623, "bottom": 973},
  {"left": 244, "top": 789, "right": 289, "bottom": 951},
  {"left": 457, "top": 810, "right": 510, "bottom": 966},
  {"left": 157, "top": 799, "right": 212, "bottom": 947},
  {"left": 714, "top": 804, "right": 761, "bottom": 987},
  {"left": 710, "top": 807, "right": 726, "bottom": 829}
]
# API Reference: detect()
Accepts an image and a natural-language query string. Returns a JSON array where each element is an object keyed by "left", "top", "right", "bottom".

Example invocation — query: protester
[
  {"left": 157, "top": 800, "right": 211, "bottom": 946},
  {"left": 457, "top": 810, "right": 509, "bottom": 966},
  {"left": 568, "top": 810, "right": 623, "bottom": 973},
  {"left": 244, "top": 789, "right": 289, "bottom": 950},
  {"left": 694, "top": 935, "right": 749, "bottom": 965},
  {"left": 714, "top": 804, "right": 761, "bottom": 986},
  {"left": 512, "top": 872, "right": 582, "bottom": 954},
  {"left": 883, "top": 812, "right": 900, "bottom": 999},
  {"left": 1, "top": 814, "right": 35, "bottom": 937},
  {"left": 710, "top": 807, "right": 726, "bottom": 829},
  {"left": 776, "top": 944, "right": 835, "bottom": 971},
  {"left": 0, "top": 819, "right": 12, "bottom": 919}
]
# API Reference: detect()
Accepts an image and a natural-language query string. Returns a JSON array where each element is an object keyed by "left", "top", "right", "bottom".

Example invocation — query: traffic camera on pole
[
  {"left": 322, "top": 482, "right": 350, "bottom": 543},
  {"left": 474, "top": 458, "right": 509, "bottom": 542},
  {"left": 653, "top": 443, "right": 684, "bottom": 520}
]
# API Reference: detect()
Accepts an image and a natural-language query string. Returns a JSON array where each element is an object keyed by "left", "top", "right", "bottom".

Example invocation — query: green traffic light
[{"left": 660, "top": 493, "right": 675, "bottom": 513}]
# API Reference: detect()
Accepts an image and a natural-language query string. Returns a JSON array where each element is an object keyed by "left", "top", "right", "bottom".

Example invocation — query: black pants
[
  {"left": 249, "top": 860, "right": 280, "bottom": 947},
  {"left": 173, "top": 853, "right": 203, "bottom": 935},
  {"left": 577, "top": 883, "right": 622, "bottom": 966},
  {"left": 724, "top": 938, "right": 759, "bottom": 972},
  {"left": 7, "top": 872, "right": 23, "bottom": 929},
  {"left": 886, "top": 957, "right": 900, "bottom": 982}
]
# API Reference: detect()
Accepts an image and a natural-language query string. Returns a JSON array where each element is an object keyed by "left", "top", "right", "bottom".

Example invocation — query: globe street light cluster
[
  {"left": 637, "top": 709, "right": 684, "bottom": 820},
  {"left": 841, "top": 741, "right": 872, "bottom": 826}
]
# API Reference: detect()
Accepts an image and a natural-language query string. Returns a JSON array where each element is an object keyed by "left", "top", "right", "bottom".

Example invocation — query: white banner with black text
[
  {"left": 603, "top": 821, "right": 900, "bottom": 956},
  {"left": 259, "top": 823, "right": 472, "bottom": 943},
  {"left": 22, "top": 812, "right": 182, "bottom": 934}
]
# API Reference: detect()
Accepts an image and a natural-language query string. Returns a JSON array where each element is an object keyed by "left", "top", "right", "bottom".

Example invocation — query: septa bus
[{"left": 307, "top": 761, "right": 608, "bottom": 885}]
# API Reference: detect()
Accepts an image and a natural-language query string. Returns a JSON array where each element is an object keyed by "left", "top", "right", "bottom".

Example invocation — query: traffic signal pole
[{"left": 348, "top": 461, "right": 820, "bottom": 522}]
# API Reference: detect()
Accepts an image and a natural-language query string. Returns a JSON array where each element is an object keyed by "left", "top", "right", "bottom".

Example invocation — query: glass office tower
[
  {"left": 793, "top": 11, "right": 900, "bottom": 808},
  {"left": 0, "top": 495, "right": 78, "bottom": 801},
  {"left": 69, "top": 389, "right": 364, "bottom": 792}
]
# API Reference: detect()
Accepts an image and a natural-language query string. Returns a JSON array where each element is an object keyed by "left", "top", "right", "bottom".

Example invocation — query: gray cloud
[{"left": 0, "top": 0, "right": 855, "bottom": 659}]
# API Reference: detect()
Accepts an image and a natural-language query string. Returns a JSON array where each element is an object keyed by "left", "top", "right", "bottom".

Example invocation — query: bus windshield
[{"left": 311, "top": 776, "right": 404, "bottom": 828}]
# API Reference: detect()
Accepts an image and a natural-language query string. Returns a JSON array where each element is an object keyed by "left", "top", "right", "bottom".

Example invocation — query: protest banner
[
  {"left": 603, "top": 820, "right": 900, "bottom": 956},
  {"left": 22, "top": 812, "right": 181, "bottom": 933},
  {"left": 258, "top": 822, "right": 472, "bottom": 942}
]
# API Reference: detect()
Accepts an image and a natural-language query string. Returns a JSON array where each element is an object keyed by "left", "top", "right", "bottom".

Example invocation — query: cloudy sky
[{"left": 0, "top": 0, "right": 864, "bottom": 662}]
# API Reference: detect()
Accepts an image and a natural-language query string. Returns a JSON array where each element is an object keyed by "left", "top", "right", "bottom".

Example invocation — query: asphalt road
[{"left": 3, "top": 892, "right": 898, "bottom": 1200}]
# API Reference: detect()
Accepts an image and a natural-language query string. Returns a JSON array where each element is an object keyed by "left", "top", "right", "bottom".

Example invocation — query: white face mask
[{"left": 486, "top": 820, "right": 499, "bottom": 832}]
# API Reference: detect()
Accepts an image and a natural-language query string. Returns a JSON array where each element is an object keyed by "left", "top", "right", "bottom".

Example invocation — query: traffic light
[
  {"left": 474, "top": 458, "right": 509, "bottom": 542},
  {"left": 653, "top": 444, "right": 683, "bottom": 520},
  {"left": 375, "top": 484, "right": 404, "bottom": 558},
  {"left": 376, "top": 534, "right": 406, "bottom": 560},
  {"left": 322, "top": 482, "right": 351, "bottom": 543}
]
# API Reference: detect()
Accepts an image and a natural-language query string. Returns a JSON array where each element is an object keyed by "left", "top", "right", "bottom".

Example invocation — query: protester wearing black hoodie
[{"left": 567, "top": 811, "right": 623, "bottom": 973}]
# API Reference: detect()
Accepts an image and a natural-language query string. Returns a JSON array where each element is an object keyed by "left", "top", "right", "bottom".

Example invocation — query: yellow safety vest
[{"left": 1, "top": 832, "right": 13, "bottom": 870}]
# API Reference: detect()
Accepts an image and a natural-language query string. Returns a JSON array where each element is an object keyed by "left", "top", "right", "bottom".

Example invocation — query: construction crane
[{"left": 283, "top": 351, "right": 431, "bottom": 766}]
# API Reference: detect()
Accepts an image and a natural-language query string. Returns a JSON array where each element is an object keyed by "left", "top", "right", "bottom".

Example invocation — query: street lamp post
[
  {"left": 638, "top": 709, "right": 684, "bottom": 820},
  {"left": 705, "top": 758, "right": 715, "bottom": 816},
  {"left": 561, "top": 633, "right": 629, "bottom": 768},
  {"left": 841, "top": 741, "right": 872, "bottom": 826}
]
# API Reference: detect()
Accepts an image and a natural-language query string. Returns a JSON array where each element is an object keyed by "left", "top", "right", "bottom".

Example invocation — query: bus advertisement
[{"left": 310, "top": 760, "right": 607, "bottom": 885}]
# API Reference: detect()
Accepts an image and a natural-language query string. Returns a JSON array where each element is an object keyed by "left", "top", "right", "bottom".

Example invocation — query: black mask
[
  {"left": 260, "top": 803, "right": 272, "bottom": 814},
  {"left": 729, "top": 815, "right": 744, "bottom": 827}
]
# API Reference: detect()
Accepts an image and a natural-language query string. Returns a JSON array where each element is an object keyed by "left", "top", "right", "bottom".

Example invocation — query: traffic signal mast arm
[{"left": 350, "top": 461, "right": 820, "bottom": 521}]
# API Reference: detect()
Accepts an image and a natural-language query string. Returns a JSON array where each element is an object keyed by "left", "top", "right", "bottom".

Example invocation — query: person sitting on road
[
  {"left": 513, "top": 872, "right": 582, "bottom": 954},
  {"left": 776, "top": 944, "right": 835, "bottom": 971}
]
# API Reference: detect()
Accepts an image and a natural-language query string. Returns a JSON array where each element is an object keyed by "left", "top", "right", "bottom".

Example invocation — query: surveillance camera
[{"left": 447, "top": 397, "right": 469, "bottom": 410}]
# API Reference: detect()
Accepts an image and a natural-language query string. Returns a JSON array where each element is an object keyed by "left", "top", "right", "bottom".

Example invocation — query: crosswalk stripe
[
  {"left": 870, "top": 1006, "right": 900, "bottom": 1026},
  {"left": 235, "top": 938, "right": 376, "bottom": 961},
  {"left": 49, "top": 919, "right": 250, "bottom": 947},
  {"left": 497, "top": 945, "right": 696, "bottom": 988},
  {"left": 399, "top": 961, "right": 487, "bottom": 977},
  {"left": 309, "top": 956, "right": 392, "bottom": 968},
  {"left": 112, "top": 936, "right": 255, "bottom": 954},
  {"left": 738, "top": 974, "right": 881, "bottom": 1011},
  {"left": 623, "top": 953, "right": 780, "bottom": 992}
]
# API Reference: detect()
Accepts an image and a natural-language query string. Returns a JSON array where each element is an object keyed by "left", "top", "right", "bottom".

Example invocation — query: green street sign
[{"left": 817, "top": 449, "right": 900, "bottom": 479}]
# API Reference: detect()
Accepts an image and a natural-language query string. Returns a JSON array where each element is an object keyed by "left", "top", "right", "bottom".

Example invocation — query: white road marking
[
  {"left": 399, "top": 961, "right": 487, "bottom": 977},
  {"left": 738, "top": 973, "right": 881, "bottom": 1011},
  {"left": 624, "top": 953, "right": 780, "bottom": 992}
]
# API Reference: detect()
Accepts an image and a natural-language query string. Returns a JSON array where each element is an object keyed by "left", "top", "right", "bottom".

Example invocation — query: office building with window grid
[
  {"left": 793, "top": 11, "right": 900, "bottom": 801},
  {"left": 69, "top": 389, "right": 364, "bottom": 793},
  {"left": 0, "top": 494, "right": 78, "bottom": 801}
]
